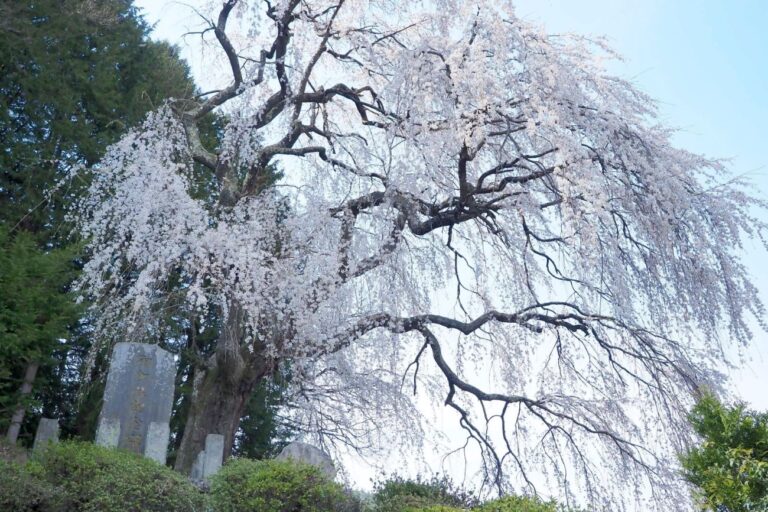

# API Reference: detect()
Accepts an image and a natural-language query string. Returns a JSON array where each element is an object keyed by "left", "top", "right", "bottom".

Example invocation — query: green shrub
[
  {"left": 30, "top": 441, "right": 206, "bottom": 512},
  {"left": 0, "top": 458, "right": 68, "bottom": 511},
  {"left": 405, "top": 506, "right": 466, "bottom": 512},
  {"left": 474, "top": 495, "right": 558, "bottom": 512},
  {"left": 0, "top": 438, "right": 29, "bottom": 465},
  {"left": 210, "top": 457, "right": 353, "bottom": 512},
  {"left": 372, "top": 474, "right": 477, "bottom": 512}
]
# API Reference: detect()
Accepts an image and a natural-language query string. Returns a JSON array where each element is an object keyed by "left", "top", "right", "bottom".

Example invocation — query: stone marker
[
  {"left": 144, "top": 421, "right": 170, "bottom": 463},
  {"left": 276, "top": 441, "right": 336, "bottom": 478},
  {"left": 190, "top": 450, "right": 205, "bottom": 482},
  {"left": 32, "top": 417, "right": 59, "bottom": 451},
  {"left": 95, "top": 342, "right": 175, "bottom": 463},
  {"left": 95, "top": 417, "right": 121, "bottom": 447},
  {"left": 190, "top": 433, "right": 225, "bottom": 483},
  {"left": 202, "top": 434, "right": 224, "bottom": 478}
]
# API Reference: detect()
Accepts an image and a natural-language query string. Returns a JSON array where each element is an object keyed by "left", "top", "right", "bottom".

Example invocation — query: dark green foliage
[
  {"left": 473, "top": 496, "right": 558, "bottom": 512},
  {"left": 28, "top": 441, "right": 207, "bottom": 511},
  {"left": 0, "top": 0, "right": 195, "bottom": 230},
  {"left": 372, "top": 474, "right": 479, "bottom": 512},
  {"left": 680, "top": 393, "right": 768, "bottom": 511},
  {"left": 402, "top": 506, "right": 466, "bottom": 512},
  {"left": 0, "top": 458, "right": 68, "bottom": 511},
  {"left": 233, "top": 369, "right": 295, "bottom": 459},
  {"left": 0, "top": 0, "right": 204, "bottom": 444},
  {"left": 210, "top": 458, "right": 352, "bottom": 512},
  {"left": 0, "top": 227, "right": 81, "bottom": 434}
]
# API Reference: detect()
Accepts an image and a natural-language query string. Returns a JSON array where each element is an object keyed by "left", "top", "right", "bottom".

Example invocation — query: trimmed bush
[
  {"left": 405, "top": 506, "right": 466, "bottom": 512},
  {"left": 30, "top": 441, "right": 206, "bottom": 512},
  {"left": 474, "top": 496, "right": 558, "bottom": 512},
  {"left": 0, "top": 458, "right": 68, "bottom": 511},
  {"left": 210, "top": 458, "right": 353, "bottom": 512},
  {"left": 372, "top": 474, "right": 477, "bottom": 512}
]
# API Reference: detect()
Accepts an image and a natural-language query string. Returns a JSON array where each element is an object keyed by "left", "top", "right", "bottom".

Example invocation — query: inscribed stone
[{"left": 95, "top": 342, "right": 175, "bottom": 461}]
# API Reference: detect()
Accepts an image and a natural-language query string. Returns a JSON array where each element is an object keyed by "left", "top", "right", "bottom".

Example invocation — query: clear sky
[
  {"left": 510, "top": 0, "right": 768, "bottom": 409},
  {"left": 135, "top": 0, "right": 768, "bottom": 410}
]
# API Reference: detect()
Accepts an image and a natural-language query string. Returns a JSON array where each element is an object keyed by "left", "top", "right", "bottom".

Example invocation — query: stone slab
[
  {"left": 95, "top": 342, "right": 175, "bottom": 460},
  {"left": 276, "top": 441, "right": 336, "bottom": 478},
  {"left": 32, "top": 417, "right": 59, "bottom": 451},
  {"left": 144, "top": 421, "right": 170, "bottom": 464},
  {"left": 95, "top": 417, "right": 120, "bottom": 447},
  {"left": 202, "top": 434, "right": 224, "bottom": 478},
  {"left": 190, "top": 450, "right": 205, "bottom": 482}
]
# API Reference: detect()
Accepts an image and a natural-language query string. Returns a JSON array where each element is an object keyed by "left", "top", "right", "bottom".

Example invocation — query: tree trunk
[
  {"left": 173, "top": 363, "right": 261, "bottom": 473},
  {"left": 174, "top": 302, "right": 272, "bottom": 474},
  {"left": 5, "top": 361, "right": 39, "bottom": 444}
]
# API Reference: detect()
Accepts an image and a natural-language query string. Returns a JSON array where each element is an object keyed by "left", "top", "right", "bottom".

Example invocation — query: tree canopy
[
  {"left": 681, "top": 394, "right": 768, "bottom": 511},
  {"left": 70, "top": 0, "right": 766, "bottom": 509}
]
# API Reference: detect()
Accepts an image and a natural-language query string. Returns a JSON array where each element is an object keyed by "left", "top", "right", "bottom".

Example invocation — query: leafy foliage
[
  {"left": 680, "top": 394, "right": 768, "bottom": 511},
  {"left": 0, "top": 458, "right": 68, "bottom": 512},
  {"left": 473, "top": 496, "right": 558, "bottom": 512},
  {"left": 372, "top": 474, "right": 478, "bottom": 512},
  {"left": 210, "top": 458, "right": 354, "bottom": 512},
  {"left": 403, "top": 506, "right": 466, "bottom": 512},
  {"left": 233, "top": 370, "right": 296, "bottom": 459},
  {"left": 28, "top": 441, "right": 207, "bottom": 512},
  {"left": 0, "top": 227, "right": 81, "bottom": 433}
]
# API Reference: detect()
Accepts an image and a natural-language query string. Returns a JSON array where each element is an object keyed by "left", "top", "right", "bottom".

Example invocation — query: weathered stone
[
  {"left": 95, "top": 417, "right": 120, "bottom": 447},
  {"left": 202, "top": 434, "right": 224, "bottom": 478},
  {"left": 190, "top": 450, "right": 205, "bottom": 482},
  {"left": 32, "top": 417, "right": 59, "bottom": 451},
  {"left": 95, "top": 342, "right": 175, "bottom": 463},
  {"left": 144, "top": 421, "right": 170, "bottom": 464},
  {"left": 276, "top": 441, "right": 336, "bottom": 478},
  {"left": 189, "top": 434, "right": 225, "bottom": 484}
]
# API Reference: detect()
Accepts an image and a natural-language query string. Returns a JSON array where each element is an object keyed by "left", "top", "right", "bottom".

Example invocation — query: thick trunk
[
  {"left": 174, "top": 301, "right": 272, "bottom": 474},
  {"left": 173, "top": 364, "right": 259, "bottom": 473},
  {"left": 5, "top": 361, "right": 39, "bottom": 444}
]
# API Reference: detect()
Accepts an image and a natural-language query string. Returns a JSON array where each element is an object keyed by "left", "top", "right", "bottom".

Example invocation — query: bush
[
  {"left": 474, "top": 496, "right": 558, "bottom": 512},
  {"left": 30, "top": 441, "right": 206, "bottom": 512},
  {"left": 0, "top": 458, "right": 68, "bottom": 511},
  {"left": 0, "top": 438, "right": 29, "bottom": 464},
  {"left": 405, "top": 506, "right": 466, "bottom": 512},
  {"left": 372, "top": 474, "right": 478, "bottom": 512},
  {"left": 210, "top": 458, "right": 354, "bottom": 512}
]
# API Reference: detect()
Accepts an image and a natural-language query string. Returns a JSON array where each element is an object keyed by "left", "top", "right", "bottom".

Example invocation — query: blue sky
[
  {"left": 511, "top": 0, "right": 768, "bottom": 408},
  {"left": 137, "top": 0, "right": 768, "bottom": 408}
]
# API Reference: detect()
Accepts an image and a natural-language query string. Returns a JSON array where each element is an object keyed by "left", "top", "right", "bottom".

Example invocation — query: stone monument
[
  {"left": 95, "top": 342, "right": 175, "bottom": 464},
  {"left": 32, "top": 417, "right": 59, "bottom": 451},
  {"left": 276, "top": 441, "right": 336, "bottom": 478}
]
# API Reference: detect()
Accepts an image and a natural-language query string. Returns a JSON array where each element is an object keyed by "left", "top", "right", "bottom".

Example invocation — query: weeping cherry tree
[{"left": 72, "top": 0, "right": 765, "bottom": 508}]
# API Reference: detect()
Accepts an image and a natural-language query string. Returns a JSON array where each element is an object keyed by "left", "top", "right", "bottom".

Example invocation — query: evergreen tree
[
  {"left": 0, "top": 227, "right": 80, "bottom": 441},
  {"left": 0, "top": 0, "right": 193, "bottom": 442},
  {"left": 1, "top": 0, "right": 293, "bottom": 455}
]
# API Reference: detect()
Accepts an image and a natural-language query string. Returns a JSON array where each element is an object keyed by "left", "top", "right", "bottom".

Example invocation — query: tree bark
[
  {"left": 173, "top": 364, "right": 258, "bottom": 473},
  {"left": 173, "top": 302, "right": 272, "bottom": 474},
  {"left": 5, "top": 361, "right": 39, "bottom": 444}
]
